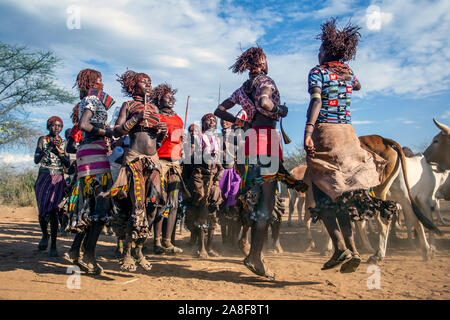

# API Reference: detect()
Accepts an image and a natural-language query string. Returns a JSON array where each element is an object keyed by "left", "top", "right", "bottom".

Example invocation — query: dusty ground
[{"left": 0, "top": 200, "right": 449, "bottom": 300}]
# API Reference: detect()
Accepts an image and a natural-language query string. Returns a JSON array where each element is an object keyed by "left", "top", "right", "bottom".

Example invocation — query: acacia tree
[
  {"left": 0, "top": 42, "right": 77, "bottom": 147},
  {"left": 283, "top": 144, "right": 306, "bottom": 171}
]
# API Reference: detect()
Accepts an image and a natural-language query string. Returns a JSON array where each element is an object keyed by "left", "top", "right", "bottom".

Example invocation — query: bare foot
[
  {"left": 243, "top": 255, "right": 275, "bottom": 281},
  {"left": 238, "top": 239, "right": 250, "bottom": 256},
  {"left": 207, "top": 249, "right": 220, "bottom": 257},
  {"left": 273, "top": 242, "right": 284, "bottom": 254},
  {"left": 197, "top": 250, "right": 209, "bottom": 259}
]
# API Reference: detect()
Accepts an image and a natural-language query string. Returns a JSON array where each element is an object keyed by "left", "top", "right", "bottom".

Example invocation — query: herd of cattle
[{"left": 287, "top": 118, "right": 449, "bottom": 264}]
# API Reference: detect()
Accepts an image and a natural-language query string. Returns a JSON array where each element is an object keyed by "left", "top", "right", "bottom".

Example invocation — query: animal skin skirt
[{"left": 307, "top": 123, "right": 398, "bottom": 222}]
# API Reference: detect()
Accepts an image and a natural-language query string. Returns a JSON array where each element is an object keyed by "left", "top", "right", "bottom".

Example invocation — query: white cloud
[
  {"left": 352, "top": 120, "right": 375, "bottom": 125},
  {"left": 351, "top": 0, "right": 450, "bottom": 97},
  {"left": 441, "top": 110, "right": 450, "bottom": 119},
  {"left": 0, "top": 152, "right": 35, "bottom": 171}
]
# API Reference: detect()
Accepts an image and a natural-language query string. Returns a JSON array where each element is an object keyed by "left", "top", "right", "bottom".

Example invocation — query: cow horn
[{"left": 433, "top": 118, "right": 450, "bottom": 135}]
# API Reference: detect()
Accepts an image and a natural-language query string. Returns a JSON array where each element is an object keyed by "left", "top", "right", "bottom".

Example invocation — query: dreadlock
[
  {"left": 70, "top": 103, "right": 79, "bottom": 124},
  {"left": 74, "top": 69, "right": 102, "bottom": 99},
  {"left": 116, "top": 70, "right": 151, "bottom": 97},
  {"left": 150, "top": 83, "right": 178, "bottom": 107},
  {"left": 317, "top": 17, "right": 361, "bottom": 63},
  {"left": 230, "top": 46, "right": 267, "bottom": 74}
]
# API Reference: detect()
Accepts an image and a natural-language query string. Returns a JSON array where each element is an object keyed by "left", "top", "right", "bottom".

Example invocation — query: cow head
[{"left": 424, "top": 118, "right": 450, "bottom": 170}]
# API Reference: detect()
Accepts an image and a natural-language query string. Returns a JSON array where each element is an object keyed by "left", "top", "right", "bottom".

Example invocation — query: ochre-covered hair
[
  {"left": 70, "top": 103, "right": 79, "bottom": 124},
  {"left": 47, "top": 116, "right": 63, "bottom": 130},
  {"left": 230, "top": 46, "right": 267, "bottom": 74},
  {"left": 74, "top": 69, "right": 102, "bottom": 99},
  {"left": 188, "top": 123, "right": 200, "bottom": 134},
  {"left": 116, "top": 70, "right": 151, "bottom": 97},
  {"left": 150, "top": 83, "right": 177, "bottom": 107},
  {"left": 318, "top": 17, "right": 361, "bottom": 62},
  {"left": 201, "top": 113, "right": 217, "bottom": 131}
]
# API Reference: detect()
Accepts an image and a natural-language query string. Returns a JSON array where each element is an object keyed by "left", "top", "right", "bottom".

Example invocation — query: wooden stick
[{"left": 184, "top": 95, "right": 190, "bottom": 129}]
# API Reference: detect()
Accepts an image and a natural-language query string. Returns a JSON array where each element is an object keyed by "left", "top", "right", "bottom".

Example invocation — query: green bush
[{"left": 0, "top": 167, "right": 37, "bottom": 207}]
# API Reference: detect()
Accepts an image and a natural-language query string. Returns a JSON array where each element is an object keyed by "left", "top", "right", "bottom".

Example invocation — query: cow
[
  {"left": 436, "top": 174, "right": 450, "bottom": 202},
  {"left": 424, "top": 119, "right": 450, "bottom": 170},
  {"left": 355, "top": 135, "right": 442, "bottom": 263},
  {"left": 358, "top": 154, "right": 448, "bottom": 255}
]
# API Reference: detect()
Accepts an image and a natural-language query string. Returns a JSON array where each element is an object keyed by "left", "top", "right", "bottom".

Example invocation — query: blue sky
[{"left": 0, "top": 0, "right": 449, "bottom": 170}]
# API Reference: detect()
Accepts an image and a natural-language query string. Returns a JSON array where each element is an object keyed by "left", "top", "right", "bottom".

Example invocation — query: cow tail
[{"left": 385, "top": 138, "right": 442, "bottom": 235}]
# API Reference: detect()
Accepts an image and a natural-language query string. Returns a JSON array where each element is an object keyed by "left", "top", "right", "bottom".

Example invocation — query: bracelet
[
  {"left": 260, "top": 94, "right": 270, "bottom": 99},
  {"left": 310, "top": 93, "right": 321, "bottom": 100},
  {"left": 123, "top": 116, "right": 138, "bottom": 132},
  {"left": 105, "top": 128, "right": 114, "bottom": 138},
  {"left": 90, "top": 126, "right": 100, "bottom": 135},
  {"left": 305, "top": 122, "right": 315, "bottom": 127}
]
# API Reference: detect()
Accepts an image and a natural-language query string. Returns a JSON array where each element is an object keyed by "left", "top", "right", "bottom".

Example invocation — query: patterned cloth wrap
[
  {"left": 66, "top": 172, "right": 113, "bottom": 233},
  {"left": 229, "top": 73, "right": 281, "bottom": 123},
  {"left": 109, "top": 150, "right": 164, "bottom": 240},
  {"left": 307, "top": 62, "right": 359, "bottom": 124}
]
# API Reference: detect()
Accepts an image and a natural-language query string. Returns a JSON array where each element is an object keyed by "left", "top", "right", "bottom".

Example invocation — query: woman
[
  {"left": 64, "top": 68, "right": 115, "bottom": 275},
  {"left": 304, "top": 18, "right": 395, "bottom": 273},
  {"left": 151, "top": 83, "right": 185, "bottom": 254},
  {"left": 34, "top": 116, "right": 70, "bottom": 257}
]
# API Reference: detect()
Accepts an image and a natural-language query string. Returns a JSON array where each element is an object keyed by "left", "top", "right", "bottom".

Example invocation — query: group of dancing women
[{"left": 33, "top": 19, "right": 397, "bottom": 280}]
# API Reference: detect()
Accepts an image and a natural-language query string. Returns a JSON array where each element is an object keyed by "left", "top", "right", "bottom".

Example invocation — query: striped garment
[
  {"left": 34, "top": 170, "right": 66, "bottom": 219},
  {"left": 76, "top": 140, "right": 111, "bottom": 178}
]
